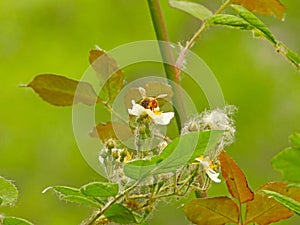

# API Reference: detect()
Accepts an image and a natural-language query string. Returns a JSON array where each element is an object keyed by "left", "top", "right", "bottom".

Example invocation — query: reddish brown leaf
[
  {"left": 245, "top": 182, "right": 300, "bottom": 225},
  {"left": 89, "top": 49, "right": 124, "bottom": 103},
  {"left": 27, "top": 74, "right": 100, "bottom": 106},
  {"left": 89, "top": 122, "right": 133, "bottom": 142},
  {"left": 232, "top": 0, "right": 286, "bottom": 20},
  {"left": 218, "top": 151, "right": 254, "bottom": 203},
  {"left": 184, "top": 196, "right": 240, "bottom": 225},
  {"left": 89, "top": 49, "right": 122, "bottom": 78}
]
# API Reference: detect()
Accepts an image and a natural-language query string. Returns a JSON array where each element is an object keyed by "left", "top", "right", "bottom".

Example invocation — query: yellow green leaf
[
  {"left": 207, "top": 14, "right": 254, "bottom": 30},
  {"left": 184, "top": 196, "right": 240, "bottom": 225},
  {"left": 0, "top": 176, "right": 18, "bottom": 207},
  {"left": 104, "top": 203, "right": 136, "bottom": 224},
  {"left": 27, "top": 74, "right": 100, "bottom": 106},
  {"left": 232, "top": 0, "right": 286, "bottom": 20},
  {"left": 231, "top": 4, "right": 277, "bottom": 44},
  {"left": 289, "top": 132, "right": 300, "bottom": 149},
  {"left": 169, "top": 0, "right": 213, "bottom": 21},
  {"left": 61, "top": 195, "right": 101, "bottom": 208},
  {"left": 3, "top": 217, "right": 34, "bottom": 225},
  {"left": 80, "top": 182, "right": 119, "bottom": 197}
]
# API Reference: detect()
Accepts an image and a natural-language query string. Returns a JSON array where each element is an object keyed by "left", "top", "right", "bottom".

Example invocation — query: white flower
[
  {"left": 128, "top": 100, "right": 174, "bottom": 125},
  {"left": 195, "top": 156, "right": 221, "bottom": 183}
]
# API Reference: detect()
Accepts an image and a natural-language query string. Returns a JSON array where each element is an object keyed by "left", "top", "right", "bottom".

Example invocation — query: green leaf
[
  {"left": 124, "top": 130, "right": 223, "bottom": 180},
  {"left": 184, "top": 196, "right": 240, "bottom": 225},
  {"left": 231, "top": 4, "right": 277, "bottom": 44},
  {"left": 123, "top": 156, "right": 162, "bottom": 180},
  {"left": 169, "top": 0, "right": 213, "bottom": 21},
  {"left": 26, "top": 74, "right": 100, "bottom": 106},
  {"left": 0, "top": 176, "right": 18, "bottom": 207},
  {"left": 207, "top": 14, "right": 254, "bottom": 30},
  {"left": 44, "top": 186, "right": 82, "bottom": 196},
  {"left": 3, "top": 217, "right": 34, "bottom": 225},
  {"left": 261, "top": 189, "right": 300, "bottom": 216},
  {"left": 289, "top": 132, "right": 300, "bottom": 149},
  {"left": 44, "top": 185, "right": 105, "bottom": 208},
  {"left": 276, "top": 43, "right": 300, "bottom": 69},
  {"left": 61, "top": 195, "right": 101, "bottom": 208},
  {"left": 89, "top": 49, "right": 124, "bottom": 103},
  {"left": 285, "top": 48, "right": 300, "bottom": 69},
  {"left": 272, "top": 147, "right": 300, "bottom": 183},
  {"left": 287, "top": 183, "right": 300, "bottom": 189},
  {"left": 80, "top": 182, "right": 118, "bottom": 197},
  {"left": 104, "top": 203, "right": 136, "bottom": 224}
]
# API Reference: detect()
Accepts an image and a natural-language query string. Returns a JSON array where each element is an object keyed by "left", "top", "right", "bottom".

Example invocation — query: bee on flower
[{"left": 128, "top": 87, "right": 174, "bottom": 126}]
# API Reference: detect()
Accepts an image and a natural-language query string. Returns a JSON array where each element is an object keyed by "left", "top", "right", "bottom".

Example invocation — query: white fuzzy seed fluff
[{"left": 181, "top": 105, "right": 237, "bottom": 158}]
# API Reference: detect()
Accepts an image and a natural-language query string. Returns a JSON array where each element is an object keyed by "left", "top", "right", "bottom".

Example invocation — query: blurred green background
[{"left": 1, "top": 0, "right": 300, "bottom": 224}]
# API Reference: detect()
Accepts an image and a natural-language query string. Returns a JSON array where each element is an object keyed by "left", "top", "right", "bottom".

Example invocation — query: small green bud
[
  {"left": 105, "top": 139, "right": 116, "bottom": 150},
  {"left": 112, "top": 150, "right": 119, "bottom": 160}
]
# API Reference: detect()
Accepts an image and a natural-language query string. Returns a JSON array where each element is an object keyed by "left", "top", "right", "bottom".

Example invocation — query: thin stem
[
  {"left": 147, "top": 0, "right": 187, "bottom": 131},
  {"left": 105, "top": 103, "right": 128, "bottom": 124},
  {"left": 97, "top": 98, "right": 129, "bottom": 124},
  {"left": 84, "top": 180, "right": 140, "bottom": 225},
  {"left": 239, "top": 201, "right": 244, "bottom": 225},
  {"left": 153, "top": 132, "right": 172, "bottom": 143},
  {"left": 175, "top": 0, "right": 232, "bottom": 79}
]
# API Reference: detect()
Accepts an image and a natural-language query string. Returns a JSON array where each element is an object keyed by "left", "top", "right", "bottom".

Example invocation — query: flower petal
[
  {"left": 148, "top": 111, "right": 174, "bottom": 125},
  {"left": 128, "top": 100, "right": 146, "bottom": 116},
  {"left": 206, "top": 168, "right": 221, "bottom": 183}
]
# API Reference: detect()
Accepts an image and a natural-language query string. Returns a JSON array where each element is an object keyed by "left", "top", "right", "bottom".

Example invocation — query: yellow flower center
[{"left": 153, "top": 110, "right": 162, "bottom": 115}]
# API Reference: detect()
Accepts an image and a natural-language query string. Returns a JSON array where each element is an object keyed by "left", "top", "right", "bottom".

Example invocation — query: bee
[{"left": 138, "top": 87, "right": 167, "bottom": 111}]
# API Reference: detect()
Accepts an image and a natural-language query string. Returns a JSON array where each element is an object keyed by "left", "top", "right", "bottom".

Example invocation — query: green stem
[
  {"left": 147, "top": 0, "right": 187, "bottom": 131},
  {"left": 84, "top": 180, "right": 140, "bottom": 225},
  {"left": 97, "top": 98, "right": 128, "bottom": 124}
]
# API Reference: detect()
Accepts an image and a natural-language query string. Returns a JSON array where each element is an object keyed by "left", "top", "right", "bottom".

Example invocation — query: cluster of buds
[
  {"left": 99, "top": 138, "right": 132, "bottom": 188},
  {"left": 97, "top": 86, "right": 237, "bottom": 222}
]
